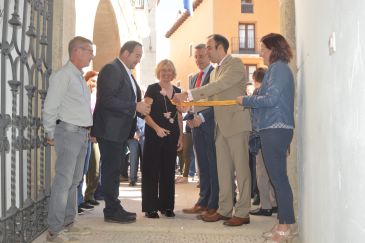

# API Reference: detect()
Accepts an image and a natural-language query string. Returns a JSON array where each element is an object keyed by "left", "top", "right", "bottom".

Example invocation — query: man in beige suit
[{"left": 174, "top": 34, "right": 252, "bottom": 226}]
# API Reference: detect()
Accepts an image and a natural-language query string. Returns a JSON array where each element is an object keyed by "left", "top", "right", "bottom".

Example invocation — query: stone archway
[{"left": 92, "top": 0, "right": 121, "bottom": 72}]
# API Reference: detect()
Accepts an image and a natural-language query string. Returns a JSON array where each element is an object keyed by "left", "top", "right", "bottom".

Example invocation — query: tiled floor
[{"left": 34, "top": 180, "right": 298, "bottom": 243}]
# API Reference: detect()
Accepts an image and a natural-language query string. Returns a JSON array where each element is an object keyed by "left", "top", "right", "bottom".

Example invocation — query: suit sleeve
[
  {"left": 98, "top": 64, "right": 136, "bottom": 114},
  {"left": 198, "top": 107, "right": 214, "bottom": 121},
  {"left": 190, "top": 59, "right": 245, "bottom": 100}
]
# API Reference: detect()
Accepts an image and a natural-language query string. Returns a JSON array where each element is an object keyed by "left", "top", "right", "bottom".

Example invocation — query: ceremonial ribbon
[{"left": 171, "top": 100, "right": 239, "bottom": 107}]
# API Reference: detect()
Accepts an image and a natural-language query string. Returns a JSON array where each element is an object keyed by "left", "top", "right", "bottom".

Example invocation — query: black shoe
[
  {"left": 249, "top": 207, "right": 272, "bottom": 216},
  {"left": 118, "top": 205, "right": 137, "bottom": 217},
  {"left": 129, "top": 181, "right": 136, "bottom": 186},
  {"left": 145, "top": 211, "right": 159, "bottom": 218},
  {"left": 78, "top": 207, "right": 85, "bottom": 215},
  {"left": 160, "top": 209, "right": 175, "bottom": 217},
  {"left": 252, "top": 194, "right": 260, "bottom": 206},
  {"left": 104, "top": 212, "right": 136, "bottom": 224},
  {"left": 272, "top": 206, "right": 278, "bottom": 214},
  {"left": 85, "top": 199, "right": 100, "bottom": 206},
  {"left": 79, "top": 202, "right": 94, "bottom": 211}
]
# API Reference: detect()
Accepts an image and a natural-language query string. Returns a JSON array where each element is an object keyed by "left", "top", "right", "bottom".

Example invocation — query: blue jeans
[
  {"left": 77, "top": 140, "right": 92, "bottom": 205},
  {"left": 259, "top": 128, "right": 294, "bottom": 224},
  {"left": 128, "top": 138, "right": 140, "bottom": 182},
  {"left": 47, "top": 122, "right": 89, "bottom": 234}
]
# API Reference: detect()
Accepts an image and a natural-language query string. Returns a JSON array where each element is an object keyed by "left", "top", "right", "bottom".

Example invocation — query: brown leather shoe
[
  {"left": 182, "top": 205, "right": 207, "bottom": 214},
  {"left": 223, "top": 216, "right": 250, "bottom": 226},
  {"left": 201, "top": 212, "right": 230, "bottom": 222},
  {"left": 196, "top": 209, "right": 217, "bottom": 220}
]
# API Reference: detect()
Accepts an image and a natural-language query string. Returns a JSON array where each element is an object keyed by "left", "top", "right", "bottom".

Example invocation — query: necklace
[{"left": 160, "top": 87, "right": 177, "bottom": 124}]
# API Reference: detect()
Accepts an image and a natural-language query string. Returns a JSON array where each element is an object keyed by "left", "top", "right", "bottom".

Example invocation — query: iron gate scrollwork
[{"left": 0, "top": 0, "right": 53, "bottom": 242}]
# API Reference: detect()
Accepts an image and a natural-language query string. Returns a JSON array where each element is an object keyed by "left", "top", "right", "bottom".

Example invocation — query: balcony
[
  {"left": 230, "top": 37, "right": 258, "bottom": 55},
  {"left": 241, "top": 3, "right": 253, "bottom": 13},
  {"left": 131, "top": 0, "right": 144, "bottom": 9}
]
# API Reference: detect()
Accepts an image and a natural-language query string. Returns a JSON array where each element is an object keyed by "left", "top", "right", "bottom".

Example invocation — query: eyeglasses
[{"left": 79, "top": 46, "right": 94, "bottom": 56}]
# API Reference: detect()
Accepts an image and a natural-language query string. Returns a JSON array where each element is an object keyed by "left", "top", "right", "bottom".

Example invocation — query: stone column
[
  {"left": 48, "top": 0, "right": 76, "bottom": 178},
  {"left": 52, "top": 0, "right": 76, "bottom": 69},
  {"left": 279, "top": 0, "right": 299, "bottom": 218}
]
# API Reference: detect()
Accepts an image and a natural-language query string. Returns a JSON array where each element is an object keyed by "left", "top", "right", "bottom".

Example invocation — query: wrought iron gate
[{"left": 0, "top": 0, "right": 53, "bottom": 242}]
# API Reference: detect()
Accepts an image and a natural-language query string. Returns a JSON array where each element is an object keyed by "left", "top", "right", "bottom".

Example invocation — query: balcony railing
[
  {"left": 231, "top": 37, "right": 258, "bottom": 55},
  {"left": 241, "top": 3, "right": 253, "bottom": 13}
]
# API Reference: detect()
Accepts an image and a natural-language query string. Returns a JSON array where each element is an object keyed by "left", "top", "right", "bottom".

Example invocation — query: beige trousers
[
  {"left": 216, "top": 126, "right": 251, "bottom": 218},
  {"left": 256, "top": 149, "right": 277, "bottom": 209}
]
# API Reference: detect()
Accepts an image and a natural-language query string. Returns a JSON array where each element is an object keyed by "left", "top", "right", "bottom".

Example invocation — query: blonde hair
[{"left": 155, "top": 59, "right": 177, "bottom": 80}]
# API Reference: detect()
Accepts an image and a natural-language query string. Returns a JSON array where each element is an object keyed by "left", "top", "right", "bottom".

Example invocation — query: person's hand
[
  {"left": 236, "top": 96, "right": 244, "bottom": 106},
  {"left": 136, "top": 101, "right": 151, "bottom": 115},
  {"left": 192, "top": 116, "right": 203, "bottom": 127},
  {"left": 177, "top": 136, "right": 183, "bottom": 152},
  {"left": 90, "top": 136, "right": 97, "bottom": 143},
  {"left": 173, "top": 91, "right": 189, "bottom": 103},
  {"left": 47, "top": 138, "right": 54, "bottom": 146},
  {"left": 186, "top": 120, "right": 194, "bottom": 128},
  {"left": 176, "top": 105, "right": 190, "bottom": 113},
  {"left": 155, "top": 126, "right": 170, "bottom": 138},
  {"left": 144, "top": 97, "right": 153, "bottom": 106}
]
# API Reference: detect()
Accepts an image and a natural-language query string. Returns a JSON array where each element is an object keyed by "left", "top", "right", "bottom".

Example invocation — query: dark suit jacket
[
  {"left": 91, "top": 58, "right": 141, "bottom": 143},
  {"left": 190, "top": 66, "right": 214, "bottom": 123}
]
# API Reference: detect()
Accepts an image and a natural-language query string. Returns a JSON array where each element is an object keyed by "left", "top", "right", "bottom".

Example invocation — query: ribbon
[{"left": 171, "top": 100, "right": 239, "bottom": 107}]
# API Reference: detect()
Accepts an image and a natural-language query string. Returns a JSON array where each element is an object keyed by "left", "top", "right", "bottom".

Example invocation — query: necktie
[{"left": 195, "top": 71, "right": 204, "bottom": 88}]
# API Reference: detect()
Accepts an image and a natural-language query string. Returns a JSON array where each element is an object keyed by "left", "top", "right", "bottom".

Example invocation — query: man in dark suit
[
  {"left": 91, "top": 41, "right": 151, "bottom": 224},
  {"left": 182, "top": 44, "right": 219, "bottom": 219}
]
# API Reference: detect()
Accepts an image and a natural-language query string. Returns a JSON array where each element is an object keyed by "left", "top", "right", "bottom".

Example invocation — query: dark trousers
[
  {"left": 141, "top": 134, "right": 178, "bottom": 212},
  {"left": 97, "top": 138, "right": 127, "bottom": 216},
  {"left": 177, "top": 132, "right": 193, "bottom": 177},
  {"left": 193, "top": 120, "right": 219, "bottom": 210},
  {"left": 249, "top": 152, "right": 259, "bottom": 197},
  {"left": 85, "top": 142, "right": 100, "bottom": 201},
  {"left": 260, "top": 128, "right": 295, "bottom": 224}
]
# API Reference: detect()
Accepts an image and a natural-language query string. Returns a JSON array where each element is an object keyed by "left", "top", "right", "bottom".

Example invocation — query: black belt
[{"left": 56, "top": 120, "right": 91, "bottom": 130}]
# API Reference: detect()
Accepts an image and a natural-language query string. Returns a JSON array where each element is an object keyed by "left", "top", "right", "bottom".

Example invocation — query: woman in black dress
[{"left": 142, "top": 59, "right": 183, "bottom": 218}]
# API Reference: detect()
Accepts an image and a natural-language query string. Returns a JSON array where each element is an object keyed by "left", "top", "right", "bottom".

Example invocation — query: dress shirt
[
  {"left": 43, "top": 61, "right": 92, "bottom": 139},
  {"left": 119, "top": 58, "right": 137, "bottom": 101},
  {"left": 188, "top": 64, "right": 213, "bottom": 123}
]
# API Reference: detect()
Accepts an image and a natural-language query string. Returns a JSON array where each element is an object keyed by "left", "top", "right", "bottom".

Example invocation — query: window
[
  {"left": 241, "top": 0, "right": 253, "bottom": 13},
  {"left": 239, "top": 23, "right": 255, "bottom": 53},
  {"left": 246, "top": 65, "right": 257, "bottom": 82}
]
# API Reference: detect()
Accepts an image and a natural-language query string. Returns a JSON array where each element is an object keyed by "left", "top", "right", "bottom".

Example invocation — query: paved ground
[{"left": 34, "top": 179, "right": 299, "bottom": 243}]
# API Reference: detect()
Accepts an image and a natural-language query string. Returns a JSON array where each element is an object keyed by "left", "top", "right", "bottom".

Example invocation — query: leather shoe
[
  {"left": 118, "top": 206, "right": 137, "bottom": 217},
  {"left": 201, "top": 212, "right": 230, "bottom": 222},
  {"left": 160, "top": 209, "right": 175, "bottom": 217},
  {"left": 223, "top": 216, "right": 250, "bottom": 226},
  {"left": 252, "top": 194, "right": 260, "bottom": 205},
  {"left": 249, "top": 207, "right": 272, "bottom": 216},
  {"left": 182, "top": 205, "right": 207, "bottom": 214},
  {"left": 85, "top": 199, "right": 100, "bottom": 206},
  {"left": 196, "top": 209, "right": 216, "bottom": 220},
  {"left": 104, "top": 211, "right": 136, "bottom": 224},
  {"left": 145, "top": 211, "right": 159, "bottom": 218}
]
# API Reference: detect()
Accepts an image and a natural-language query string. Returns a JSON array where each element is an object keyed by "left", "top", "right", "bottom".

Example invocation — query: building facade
[{"left": 165, "top": 0, "right": 280, "bottom": 89}]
